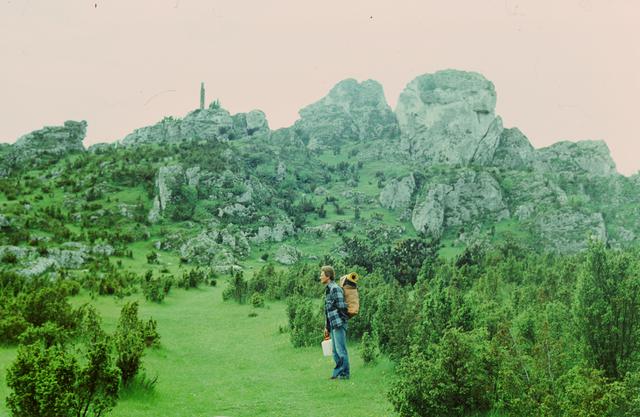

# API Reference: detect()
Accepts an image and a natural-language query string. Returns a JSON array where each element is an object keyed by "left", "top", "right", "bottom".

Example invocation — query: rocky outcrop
[
  {"left": 13, "top": 120, "right": 86, "bottom": 155},
  {"left": 412, "top": 169, "right": 508, "bottom": 237},
  {"left": 505, "top": 172, "right": 569, "bottom": 213},
  {"left": 48, "top": 248, "right": 87, "bottom": 269},
  {"left": 533, "top": 210, "right": 607, "bottom": 253},
  {"left": 18, "top": 258, "right": 58, "bottom": 278},
  {"left": 2, "top": 121, "right": 87, "bottom": 174},
  {"left": 92, "top": 244, "right": 115, "bottom": 257},
  {"left": 412, "top": 184, "right": 448, "bottom": 237},
  {"left": 274, "top": 244, "right": 302, "bottom": 265},
  {"left": 293, "top": 79, "right": 399, "bottom": 149},
  {"left": 379, "top": 174, "right": 416, "bottom": 210},
  {"left": 0, "top": 246, "right": 35, "bottom": 262},
  {"left": 122, "top": 102, "right": 268, "bottom": 146},
  {"left": 396, "top": 70, "right": 502, "bottom": 165},
  {"left": 148, "top": 165, "right": 186, "bottom": 223},
  {"left": 492, "top": 128, "right": 535, "bottom": 170},
  {"left": 534, "top": 140, "right": 617, "bottom": 177},
  {"left": 179, "top": 229, "right": 248, "bottom": 269},
  {"left": 232, "top": 110, "right": 270, "bottom": 138},
  {"left": 0, "top": 213, "right": 10, "bottom": 228},
  {"left": 250, "top": 217, "right": 295, "bottom": 244},
  {"left": 88, "top": 142, "right": 115, "bottom": 153}
]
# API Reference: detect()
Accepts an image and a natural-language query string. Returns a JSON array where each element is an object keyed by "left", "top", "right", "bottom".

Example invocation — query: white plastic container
[{"left": 321, "top": 339, "right": 333, "bottom": 356}]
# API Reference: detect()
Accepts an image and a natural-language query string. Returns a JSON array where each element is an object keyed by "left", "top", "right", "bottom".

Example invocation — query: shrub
[
  {"left": 287, "top": 296, "right": 322, "bottom": 348},
  {"left": 143, "top": 318, "right": 161, "bottom": 348},
  {"left": 1, "top": 251, "right": 18, "bottom": 264},
  {"left": 222, "top": 271, "right": 248, "bottom": 303},
  {"left": 250, "top": 292, "right": 265, "bottom": 308},
  {"left": 146, "top": 251, "right": 159, "bottom": 264},
  {"left": 388, "top": 328, "right": 494, "bottom": 417},
  {"left": 114, "top": 301, "right": 145, "bottom": 386},
  {"left": 360, "top": 331, "right": 378, "bottom": 365},
  {"left": 6, "top": 341, "right": 120, "bottom": 417}
]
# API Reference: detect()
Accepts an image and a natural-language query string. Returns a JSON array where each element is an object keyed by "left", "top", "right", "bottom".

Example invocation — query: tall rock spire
[{"left": 200, "top": 82, "right": 205, "bottom": 110}]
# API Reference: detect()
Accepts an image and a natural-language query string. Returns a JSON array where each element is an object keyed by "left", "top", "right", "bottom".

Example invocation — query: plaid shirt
[{"left": 325, "top": 281, "right": 348, "bottom": 330}]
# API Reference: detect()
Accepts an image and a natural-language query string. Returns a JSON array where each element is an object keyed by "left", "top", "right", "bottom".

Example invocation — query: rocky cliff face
[
  {"left": 533, "top": 140, "right": 617, "bottom": 177},
  {"left": 492, "top": 127, "right": 535, "bottom": 170},
  {"left": 1, "top": 120, "right": 87, "bottom": 175},
  {"left": 292, "top": 79, "right": 399, "bottom": 149},
  {"left": 121, "top": 103, "right": 268, "bottom": 146},
  {"left": 396, "top": 70, "right": 502, "bottom": 165},
  {"left": 379, "top": 174, "right": 416, "bottom": 211},
  {"left": 148, "top": 165, "right": 188, "bottom": 223},
  {"left": 411, "top": 169, "right": 508, "bottom": 237}
]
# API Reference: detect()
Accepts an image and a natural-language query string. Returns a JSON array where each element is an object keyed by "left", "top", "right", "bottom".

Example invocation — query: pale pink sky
[{"left": 1, "top": 0, "right": 639, "bottom": 175}]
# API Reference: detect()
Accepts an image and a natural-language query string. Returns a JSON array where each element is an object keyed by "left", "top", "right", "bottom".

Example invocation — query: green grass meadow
[{"left": 0, "top": 282, "right": 396, "bottom": 417}]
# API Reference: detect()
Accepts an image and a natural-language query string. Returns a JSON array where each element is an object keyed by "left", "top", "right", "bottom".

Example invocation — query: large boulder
[
  {"left": 293, "top": 79, "right": 399, "bottom": 148},
  {"left": 396, "top": 70, "right": 502, "bottom": 165},
  {"left": 534, "top": 140, "right": 617, "bottom": 177},
  {"left": 274, "top": 244, "right": 302, "bottom": 265}
]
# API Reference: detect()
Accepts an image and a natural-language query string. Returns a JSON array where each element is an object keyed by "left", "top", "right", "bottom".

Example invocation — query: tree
[
  {"left": 6, "top": 338, "right": 119, "bottom": 417},
  {"left": 574, "top": 240, "right": 640, "bottom": 379},
  {"left": 113, "top": 302, "right": 145, "bottom": 386},
  {"left": 383, "top": 238, "right": 438, "bottom": 286},
  {"left": 388, "top": 328, "right": 494, "bottom": 417}
]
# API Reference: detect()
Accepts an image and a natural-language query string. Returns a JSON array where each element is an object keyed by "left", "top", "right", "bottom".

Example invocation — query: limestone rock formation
[
  {"left": 293, "top": 79, "right": 399, "bottom": 149},
  {"left": 88, "top": 143, "right": 115, "bottom": 153},
  {"left": 444, "top": 170, "right": 509, "bottom": 226},
  {"left": 122, "top": 102, "right": 266, "bottom": 145},
  {"left": 534, "top": 140, "right": 617, "bottom": 177},
  {"left": 2, "top": 121, "right": 87, "bottom": 174},
  {"left": 274, "top": 244, "right": 302, "bottom": 265},
  {"left": 505, "top": 172, "right": 569, "bottom": 218},
  {"left": 533, "top": 210, "right": 607, "bottom": 253},
  {"left": 412, "top": 169, "right": 508, "bottom": 237},
  {"left": 379, "top": 174, "right": 416, "bottom": 210},
  {"left": 412, "top": 184, "right": 449, "bottom": 237},
  {"left": 148, "top": 165, "right": 187, "bottom": 223},
  {"left": 492, "top": 128, "right": 535, "bottom": 170},
  {"left": 250, "top": 217, "right": 295, "bottom": 244},
  {"left": 232, "top": 110, "right": 270, "bottom": 138},
  {"left": 396, "top": 70, "right": 502, "bottom": 165}
]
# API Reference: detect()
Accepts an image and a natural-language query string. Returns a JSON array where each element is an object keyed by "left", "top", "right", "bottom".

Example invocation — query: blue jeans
[{"left": 330, "top": 325, "right": 350, "bottom": 378}]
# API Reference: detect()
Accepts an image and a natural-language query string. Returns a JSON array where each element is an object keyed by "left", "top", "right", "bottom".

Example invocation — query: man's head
[{"left": 320, "top": 265, "right": 335, "bottom": 285}]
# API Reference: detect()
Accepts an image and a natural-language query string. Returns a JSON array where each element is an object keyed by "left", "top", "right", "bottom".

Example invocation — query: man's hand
[{"left": 324, "top": 328, "right": 330, "bottom": 340}]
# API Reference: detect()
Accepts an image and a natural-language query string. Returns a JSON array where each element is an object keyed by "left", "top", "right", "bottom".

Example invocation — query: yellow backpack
[{"left": 339, "top": 272, "right": 360, "bottom": 318}]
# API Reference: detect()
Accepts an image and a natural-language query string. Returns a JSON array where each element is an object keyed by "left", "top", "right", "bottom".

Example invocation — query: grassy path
[{"left": 0, "top": 284, "right": 396, "bottom": 417}]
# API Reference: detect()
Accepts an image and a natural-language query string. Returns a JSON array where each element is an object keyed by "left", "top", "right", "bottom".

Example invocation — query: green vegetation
[
  {"left": 2, "top": 123, "right": 640, "bottom": 417},
  {"left": 1, "top": 284, "right": 395, "bottom": 417}
]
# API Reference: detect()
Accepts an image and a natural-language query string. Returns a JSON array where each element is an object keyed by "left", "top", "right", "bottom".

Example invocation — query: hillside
[
  {"left": 2, "top": 69, "right": 640, "bottom": 417},
  {"left": 1, "top": 70, "right": 639, "bottom": 277}
]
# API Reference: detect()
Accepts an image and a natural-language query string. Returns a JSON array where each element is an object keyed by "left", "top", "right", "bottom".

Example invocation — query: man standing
[{"left": 320, "top": 265, "right": 350, "bottom": 380}]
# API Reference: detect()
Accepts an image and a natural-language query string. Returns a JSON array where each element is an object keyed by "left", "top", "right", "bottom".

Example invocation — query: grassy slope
[{"left": 0, "top": 284, "right": 396, "bottom": 417}]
